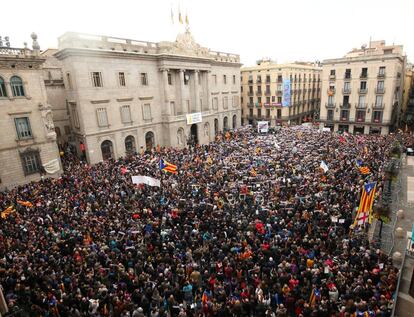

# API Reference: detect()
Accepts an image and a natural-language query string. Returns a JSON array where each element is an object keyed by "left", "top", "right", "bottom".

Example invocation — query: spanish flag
[{"left": 160, "top": 159, "right": 177, "bottom": 174}]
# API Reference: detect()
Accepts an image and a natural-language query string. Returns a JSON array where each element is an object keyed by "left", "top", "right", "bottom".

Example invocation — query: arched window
[
  {"left": 0, "top": 77, "right": 7, "bottom": 97},
  {"left": 232, "top": 115, "right": 237, "bottom": 129},
  {"left": 101, "top": 140, "right": 114, "bottom": 160},
  {"left": 145, "top": 131, "right": 154, "bottom": 151},
  {"left": 125, "top": 135, "right": 136, "bottom": 155},
  {"left": 223, "top": 116, "right": 229, "bottom": 131},
  {"left": 214, "top": 118, "right": 219, "bottom": 136},
  {"left": 10, "top": 76, "right": 25, "bottom": 97}
]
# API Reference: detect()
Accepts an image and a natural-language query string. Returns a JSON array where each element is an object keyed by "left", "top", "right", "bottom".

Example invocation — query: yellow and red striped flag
[
  {"left": 353, "top": 182, "right": 376, "bottom": 226},
  {"left": 359, "top": 166, "right": 371, "bottom": 175}
]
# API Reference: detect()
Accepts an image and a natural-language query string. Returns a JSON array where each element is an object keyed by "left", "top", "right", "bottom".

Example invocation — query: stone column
[
  {"left": 205, "top": 71, "right": 211, "bottom": 111},
  {"left": 5, "top": 81, "right": 13, "bottom": 100},
  {"left": 179, "top": 69, "right": 186, "bottom": 114},
  {"left": 194, "top": 70, "right": 200, "bottom": 113},
  {"left": 161, "top": 68, "right": 170, "bottom": 115}
]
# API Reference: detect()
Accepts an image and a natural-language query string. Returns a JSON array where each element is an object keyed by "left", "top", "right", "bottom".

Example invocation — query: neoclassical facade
[
  {"left": 0, "top": 34, "right": 62, "bottom": 190},
  {"left": 319, "top": 41, "right": 406, "bottom": 135},
  {"left": 53, "top": 31, "right": 241, "bottom": 164}
]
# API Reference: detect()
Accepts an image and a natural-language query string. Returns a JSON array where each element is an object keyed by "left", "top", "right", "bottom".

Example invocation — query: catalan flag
[
  {"left": 1, "top": 206, "right": 15, "bottom": 219},
  {"left": 359, "top": 166, "right": 371, "bottom": 175},
  {"left": 17, "top": 200, "right": 33, "bottom": 207},
  {"left": 250, "top": 167, "right": 257, "bottom": 177},
  {"left": 160, "top": 159, "right": 177, "bottom": 174}
]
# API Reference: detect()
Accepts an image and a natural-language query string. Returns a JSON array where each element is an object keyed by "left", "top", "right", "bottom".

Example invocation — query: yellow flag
[
  {"left": 185, "top": 13, "right": 189, "bottom": 25},
  {"left": 179, "top": 11, "right": 183, "bottom": 24}
]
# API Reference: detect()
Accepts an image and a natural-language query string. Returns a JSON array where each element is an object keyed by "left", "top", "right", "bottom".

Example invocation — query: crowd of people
[{"left": 0, "top": 126, "right": 411, "bottom": 317}]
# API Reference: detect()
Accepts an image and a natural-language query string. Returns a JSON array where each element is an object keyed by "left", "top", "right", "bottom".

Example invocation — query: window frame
[
  {"left": 0, "top": 76, "right": 7, "bottom": 97},
  {"left": 14, "top": 117, "right": 33, "bottom": 139},
  {"left": 20, "top": 149, "right": 41, "bottom": 176},
  {"left": 10, "top": 76, "right": 25, "bottom": 97},
  {"left": 118, "top": 72, "right": 126, "bottom": 87},
  {"left": 91, "top": 72, "right": 103, "bottom": 88},
  {"left": 140, "top": 72, "right": 148, "bottom": 86}
]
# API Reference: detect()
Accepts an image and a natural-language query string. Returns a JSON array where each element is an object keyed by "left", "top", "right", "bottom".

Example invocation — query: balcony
[
  {"left": 340, "top": 116, "right": 350, "bottom": 122},
  {"left": 329, "top": 75, "right": 336, "bottom": 80},
  {"left": 339, "top": 103, "right": 351, "bottom": 109},
  {"left": 344, "top": 75, "right": 352, "bottom": 80},
  {"left": 276, "top": 90, "right": 282, "bottom": 95},
  {"left": 248, "top": 79, "right": 253, "bottom": 84},
  {"left": 372, "top": 117, "right": 382, "bottom": 124},
  {"left": 358, "top": 88, "right": 368, "bottom": 94},
  {"left": 356, "top": 103, "right": 367, "bottom": 109},
  {"left": 342, "top": 88, "right": 351, "bottom": 94},
  {"left": 325, "top": 103, "right": 336, "bottom": 109},
  {"left": 256, "top": 90, "right": 263, "bottom": 96},
  {"left": 256, "top": 80, "right": 262, "bottom": 84},
  {"left": 360, "top": 73, "right": 368, "bottom": 79},
  {"left": 377, "top": 72, "right": 386, "bottom": 78},
  {"left": 375, "top": 87, "right": 385, "bottom": 94},
  {"left": 247, "top": 103, "right": 254, "bottom": 108},
  {"left": 373, "top": 103, "right": 385, "bottom": 109},
  {"left": 265, "top": 90, "right": 271, "bottom": 96},
  {"left": 355, "top": 116, "right": 366, "bottom": 123},
  {"left": 247, "top": 91, "right": 254, "bottom": 96}
]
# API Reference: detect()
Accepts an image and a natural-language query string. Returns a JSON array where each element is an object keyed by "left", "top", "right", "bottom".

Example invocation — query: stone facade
[
  {"left": 241, "top": 60, "right": 321, "bottom": 127},
  {"left": 319, "top": 41, "right": 406, "bottom": 135},
  {"left": 53, "top": 31, "right": 241, "bottom": 164},
  {"left": 0, "top": 35, "right": 62, "bottom": 190}
]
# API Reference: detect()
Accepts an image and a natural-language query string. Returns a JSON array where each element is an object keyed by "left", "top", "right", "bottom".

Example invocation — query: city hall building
[
  {"left": 0, "top": 34, "right": 62, "bottom": 190},
  {"left": 54, "top": 31, "right": 241, "bottom": 164}
]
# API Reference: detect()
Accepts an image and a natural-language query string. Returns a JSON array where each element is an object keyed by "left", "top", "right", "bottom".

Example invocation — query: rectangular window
[
  {"left": 223, "top": 96, "right": 228, "bottom": 109},
  {"left": 20, "top": 151, "right": 41, "bottom": 175},
  {"left": 233, "top": 75, "right": 236, "bottom": 84},
  {"left": 277, "top": 75, "right": 282, "bottom": 83},
  {"left": 141, "top": 73, "right": 148, "bottom": 86},
  {"left": 257, "top": 75, "right": 262, "bottom": 83},
  {"left": 96, "top": 108, "right": 109, "bottom": 127},
  {"left": 66, "top": 72, "right": 72, "bottom": 89},
  {"left": 213, "top": 75, "right": 217, "bottom": 85},
  {"left": 15, "top": 117, "right": 32, "bottom": 139},
  {"left": 266, "top": 85, "right": 271, "bottom": 94},
  {"left": 249, "top": 109, "right": 253, "bottom": 116},
  {"left": 170, "top": 101, "right": 176, "bottom": 115},
  {"left": 373, "top": 110, "right": 382, "bottom": 122},
  {"left": 168, "top": 73, "right": 172, "bottom": 85},
  {"left": 142, "top": 103, "right": 152, "bottom": 120},
  {"left": 266, "top": 109, "right": 271, "bottom": 118},
  {"left": 277, "top": 96, "right": 282, "bottom": 103},
  {"left": 356, "top": 110, "right": 365, "bottom": 122},
  {"left": 120, "top": 105, "right": 132, "bottom": 123},
  {"left": 258, "top": 96, "right": 262, "bottom": 104},
  {"left": 249, "top": 97, "right": 254, "bottom": 104},
  {"left": 71, "top": 105, "right": 80, "bottom": 128},
  {"left": 360, "top": 81, "right": 367, "bottom": 90},
  {"left": 266, "top": 75, "right": 271, "bottom": 83},
  {"left": 223, "top": 75, "right": 227, "bottom": 84},
  {"left": 327, "top": 109, "right": 334, "bottom": 120},
  {"left": 345, "top": 69, "right": 351, "bottom": 79},
  {"left": 272, "top": 96, "right": 275, "bottom": 102},
  {"left": 118, "top": 72, "right": 126, "bottom": 87},
  {"left": 249, "top": 86, "right": 253, "bottom": 94},
  {"left": 213, "top": 97, "right": 218, "bottom": 110},
  {"left": 330, "top": 69, "right": 336, "bottom": 76},
  {"left": 277, "top": 109, "right": 282, "bottom": 119},
  {"left": 277, "top": 84, "right": 282, "bottom": 91},
  {"left": 200, "top": 98, "right": 203, "bottom": 109},
  {"left": 375, "top": 95, "right": 383, "bottom": 106},
  {"left": 358, "top": 95, "right": 366, "bottom": 105},
  {"left": 379, "top": 66, "right": 386, "bottom": 75},
  {"left": 344, "top": 82, "right": 351, "bottom": 91},
  {"left": 64, "top": 125, "right": 71, "bottom": 135},
  {"left": 340, "top": 109, "right": 349, "bottom": 120},
  {"left": 377, "top": 80, "right": 384, "bottom": 91},
  {"left": 343, "top": 95, "right": 349, "bottom": 105},
  {"left": 92, "top": 72, "right": 103, "bottom": 87},
  {"left": 257, "top": 109, "right": 261, "bottom": 118},
  {"left": 266, "top": 96, "right": 271, "bottom": 104},
  {"left": 361, "top": 68, "right": 368, "bottom": 77}
]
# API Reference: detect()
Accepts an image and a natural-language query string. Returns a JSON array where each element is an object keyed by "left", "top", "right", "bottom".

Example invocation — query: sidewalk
[{"left": 392, "top": 155, "right": 414, "bottom": 316}]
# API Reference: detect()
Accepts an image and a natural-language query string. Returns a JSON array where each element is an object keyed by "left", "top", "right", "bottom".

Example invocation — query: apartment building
[
  {"left": 0, "top": 34, "right": 61, "bottom": 189},
  {"left": 319, "top": 41, "right": 406, "bottom": 135},
  {"left": 241, "top": 60, "right": 321, "bottom": 126},
  {"left": 54, "top": 31, "right": 241, "bottom": 164}
]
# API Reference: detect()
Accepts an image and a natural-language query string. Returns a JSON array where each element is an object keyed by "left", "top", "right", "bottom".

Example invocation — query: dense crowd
[{"left": 0, "top": 127, "right": 411, "bottom": 317}]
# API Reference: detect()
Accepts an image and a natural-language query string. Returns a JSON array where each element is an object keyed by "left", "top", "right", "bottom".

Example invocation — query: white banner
[
  {"left": 43, "top": 159, "right": 60, "bottom": 174},
  {"left": 186, "top": 112, "right": 202, "bottom": 125},
  {"left": 131, "top": 175, "right": 161, "bottom": 187},
  {"left": 257, "top": 121, "right": 269, "bottom": 133}
]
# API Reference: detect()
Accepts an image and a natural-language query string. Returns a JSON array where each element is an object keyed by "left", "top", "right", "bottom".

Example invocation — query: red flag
[{"left": 121, "top": 167, "right": 128, "bottom": 175}]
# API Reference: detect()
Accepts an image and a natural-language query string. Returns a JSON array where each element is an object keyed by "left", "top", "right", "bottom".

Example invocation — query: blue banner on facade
[{"left": 282, "top": 79, "right": 291, "bottom": 107}]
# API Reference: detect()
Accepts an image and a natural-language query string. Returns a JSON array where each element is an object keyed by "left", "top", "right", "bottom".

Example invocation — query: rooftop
[{"left": 57, "top": 31, "right": 240, "bottom": 63}]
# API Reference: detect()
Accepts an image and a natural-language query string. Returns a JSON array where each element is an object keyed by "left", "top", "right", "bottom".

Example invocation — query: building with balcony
[
  {"left": 401, "top": 65, "right": 414, "bottom": 130},
  {"left": 0, "top": 34, "right": 62, "bottom": 190},
  {"left": 240, "top": 59, "right": 321, "bottom": 127},
  {"left": 319, "top": 40, "right": 406, "bottom": 135},
  {"left": 53, "top": 31, "right": 241, "bottom": 164}
]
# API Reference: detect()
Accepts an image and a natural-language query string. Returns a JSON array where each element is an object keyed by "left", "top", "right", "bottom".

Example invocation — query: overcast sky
[{"left": 1, "top": 0, "right": 413, "bottom": 67}]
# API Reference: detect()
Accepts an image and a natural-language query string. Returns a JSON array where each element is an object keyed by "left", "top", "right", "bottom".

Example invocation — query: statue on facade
[{"left": 38, "top": 103, "right": 56, "bottom": 139}]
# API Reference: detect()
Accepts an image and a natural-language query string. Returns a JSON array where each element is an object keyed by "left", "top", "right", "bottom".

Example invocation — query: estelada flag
[{"left": 160, "top": 159, "right": 177, "bottom": 174}]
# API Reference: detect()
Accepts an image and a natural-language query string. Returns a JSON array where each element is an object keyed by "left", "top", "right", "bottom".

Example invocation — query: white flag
[
  {"left": 131, "top": 175, "right": 161, "bottom": 187},
  {"left": 320, "top": 160, "right": 329, "bottom": 173}
]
